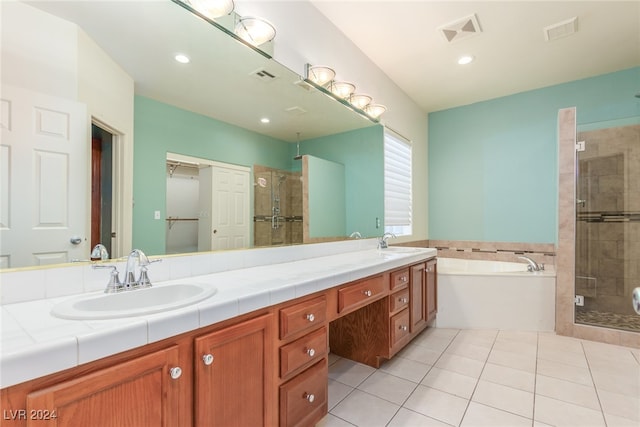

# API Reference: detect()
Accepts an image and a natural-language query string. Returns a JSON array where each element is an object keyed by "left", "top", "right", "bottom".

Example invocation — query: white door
[
  {"left": 198, "top": 162, "right": 250, "bottom": 251},
  {"left": 0, "top": 85, "right": 88, "bottom": 268}
]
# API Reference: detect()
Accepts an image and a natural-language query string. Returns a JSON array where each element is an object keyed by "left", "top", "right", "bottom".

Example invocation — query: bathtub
[{"left": 436, "top": 258, "right": 556, "bottom": 331}]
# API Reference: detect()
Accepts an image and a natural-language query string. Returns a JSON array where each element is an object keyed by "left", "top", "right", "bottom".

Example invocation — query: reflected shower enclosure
[
  {"left": 253, "top": 165, "right": 303, "bottom": 247},
  {"left": 575, "top": 122, "right": 640, "bottom": 332}
]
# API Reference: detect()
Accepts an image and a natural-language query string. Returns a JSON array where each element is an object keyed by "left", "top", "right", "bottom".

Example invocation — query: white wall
[
  {"left": 2, "top": 2, "right": 135, "bottom": 258},
  {"left": 236, "top": 1, "right": 429, "bottom": 242}
]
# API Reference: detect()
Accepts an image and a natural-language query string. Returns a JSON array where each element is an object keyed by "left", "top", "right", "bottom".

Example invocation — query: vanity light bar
[{"left": 303, "top": 63, "right": 386, "bottom": 122}]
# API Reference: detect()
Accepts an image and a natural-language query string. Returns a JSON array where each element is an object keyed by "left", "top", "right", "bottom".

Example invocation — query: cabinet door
[
  {"left": 410, "top": 263, "right": 426, "bottom": 332},
  {"left": 426, "top": 259, "right": 438, "bottom": 322},
  {"left": 26, "top": 346, "right": 183, "bottom": 427},
  {"left": 194, "top": 314, "right": 274, "bottom": 427}
]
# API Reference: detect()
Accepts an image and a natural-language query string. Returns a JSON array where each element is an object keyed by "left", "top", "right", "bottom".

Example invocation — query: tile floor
[{"left": 318, "top": 328, "right": 640, "bottom": 427}]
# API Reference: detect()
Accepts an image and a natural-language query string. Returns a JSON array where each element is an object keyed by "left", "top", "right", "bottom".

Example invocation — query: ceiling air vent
[
  {"left": 285, "top": 106, "right": 307, "bottom": 116},
  {"left": 250, "top": 68, "right": 278, "bottom": 82},
  {"left": 438, "top": 13, "right": 482, "bottom": 43},
  {"left": 543, "top": 17, "right": 578, "bottom": 42}
]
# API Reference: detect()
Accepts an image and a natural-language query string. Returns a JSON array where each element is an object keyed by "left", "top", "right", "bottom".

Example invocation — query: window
[{"left": 384, "top": 128, "right": 412, "bottom": 236}]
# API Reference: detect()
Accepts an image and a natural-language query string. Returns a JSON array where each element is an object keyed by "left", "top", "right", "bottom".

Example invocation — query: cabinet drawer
[
  {"left": 338, "top": 275, "right": 385, "bottom": 314},
  {"left": 390, "top": 268, "right": 410, "bottom": 290},
  {"left": 280, "top": 327, "right": 327, "bottom": 378},
  {"left": 390, "top": 288, "right": 410, "bottom": 314},
  {"left": 280, "top": 296, "right": 327, "bottom": 340},
  {"left": 279, "top": 360, "right": 328, "bottom": 427},
  {"left": 390, "top": 309, "right": 411, "bottom": 347}
]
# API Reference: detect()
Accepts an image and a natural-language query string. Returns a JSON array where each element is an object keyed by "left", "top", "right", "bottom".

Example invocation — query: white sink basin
[
  {"left": 382, "top": 247, "right": 424, "bottom": 253},
  {"left": 51, "top": 283, "right": 217, "bottom": 320}
]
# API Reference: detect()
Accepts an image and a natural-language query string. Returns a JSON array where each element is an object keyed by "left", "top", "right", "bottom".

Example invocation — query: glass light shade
[
  {"left": 365, "top": 103, "right": 387, "bottom": 118},
  {"left": 349, "top": 94, "right": 372, "bottom": 109},
  {"left": 235, "top": 17, "right": 276, "bottom": 47},
  {"left": 187, "top": 0, "right": 234, "bottom": 18},
  {"left": 307, "top": 66, "right": 335, "bottom": 86},
  {"left": 330, "top": 81, "right": 356, "bottom": 99}
]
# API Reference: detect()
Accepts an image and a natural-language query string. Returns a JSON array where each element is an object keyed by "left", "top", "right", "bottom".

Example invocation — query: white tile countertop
[{"left": 0, "top": 240, "right": 436, "bottom": 388}]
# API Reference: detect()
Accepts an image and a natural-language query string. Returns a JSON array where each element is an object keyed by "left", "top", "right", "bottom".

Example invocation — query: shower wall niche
[{"left": 254, "top": 165, "right": 303, "bottom": 247}]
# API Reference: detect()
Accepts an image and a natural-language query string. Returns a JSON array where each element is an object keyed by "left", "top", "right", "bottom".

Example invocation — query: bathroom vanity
[{"left": 0, "top": 243, "right": 436, "bottom": 426}]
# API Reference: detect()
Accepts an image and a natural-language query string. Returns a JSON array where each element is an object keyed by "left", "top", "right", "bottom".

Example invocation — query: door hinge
[{"left": 576, "top": 141, "right": 585, "bottom": 152}]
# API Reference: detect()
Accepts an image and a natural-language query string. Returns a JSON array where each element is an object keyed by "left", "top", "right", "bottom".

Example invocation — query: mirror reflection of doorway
[
  {"left": 166, "top": 154, "right": 251, "bottom": 254},
  {"left": 91, "top": 124, "right": 114, "bottom": 256}
]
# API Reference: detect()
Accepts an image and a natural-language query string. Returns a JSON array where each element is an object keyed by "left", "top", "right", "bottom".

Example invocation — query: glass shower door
[{"left": 575, "top": 122, "right": 640, "bottom": 331}]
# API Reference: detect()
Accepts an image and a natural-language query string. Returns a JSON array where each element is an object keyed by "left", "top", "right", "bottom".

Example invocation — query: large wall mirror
[{"left": 1, "top": 0, "right": 384, "bottom": 270}]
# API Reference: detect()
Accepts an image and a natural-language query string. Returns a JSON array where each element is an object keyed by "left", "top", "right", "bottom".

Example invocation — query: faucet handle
[{"left": 93, "top": 264, "right": 123, "bottom": 293}]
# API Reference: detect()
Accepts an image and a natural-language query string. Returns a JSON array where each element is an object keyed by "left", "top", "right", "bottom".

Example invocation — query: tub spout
[{"left": 518, "top": 256, "right": 543, "bottom": 272}]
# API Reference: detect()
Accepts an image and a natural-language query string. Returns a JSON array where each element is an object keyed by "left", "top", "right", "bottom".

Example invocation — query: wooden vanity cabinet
[
  {"left": 276, "top": 296, "right": 328, "bottom": 427},
  {"left": 24, "top": 346, "right": 184, "bottom": 427},
  {"left": 410, "top": 262, "right": 427, "bottom": 332},
  {"left": 194, "top": 313, "right": 275, "bottom": 427},
  {"left": 426, "top": 258, "right": 438, "bottom": 323}
]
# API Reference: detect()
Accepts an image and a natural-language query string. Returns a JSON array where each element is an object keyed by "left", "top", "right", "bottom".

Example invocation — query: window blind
[{"left": 384, "top": 128, "right": 412, "bottom": 235}]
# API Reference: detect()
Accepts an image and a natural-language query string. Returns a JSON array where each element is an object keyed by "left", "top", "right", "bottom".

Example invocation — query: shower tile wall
[{"left": 576, "top": 125, "right": 640, "bottom": 318}]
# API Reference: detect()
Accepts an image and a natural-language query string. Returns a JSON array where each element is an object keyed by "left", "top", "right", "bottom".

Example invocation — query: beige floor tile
[
  {"left": 538, "top": 333, "right": 584, "bottom": 354},
  {"left": 597, "top": 389, "right": 640, "bottom": 422},
  {"left": 480, "top": 362, "right": 535, "bottom": 392},
  {"left": 412, "top": 333, "right": 456, "bottom": 353},
  {"left": 421, "top": 367, "right": 478, "bottom": 399},
  {"left": 492, "top": 338, "right": 537, "bottom": 357},
  {"left": 328, "top": 379, "right": 354, "bottom": 410},
  {"left": 461, "top": 401, "right": 531, "bottom": 427},
  {"left": 435, "top": 353, "right": 485, "bottom": 378},
  {"left": 357, "top": 371, "right": 417, "bottom": 405},
  {"left": 534, "top": 395, "right": 606, "bottom": 427},
  {"left": 328, "top": 358, "right": 376, "bottom": 387},
  {"left": 445, "top": 341, "right": 491, "bottom": 362},
  {"left": 536, "top": 357, "right": 593, "bottom": 386},
  {"left": 591, "top": 369, "right": 640, "bottom": 397},
  {"left": 398, "top": 343, "right": 444, "bottom": 366},
  {"left": 330, "top": 389, "right": 400, "bottom": 427},
  {"left": 496, "top": 330, "right": 538, "bottom": 344},
  {"left": 487, "top": 348, "right": 537, "bottom": 373},
  {"left": 603, "top": 412, "right": 640, "bottom": 427},
  {"left": 472, "top": 379, "right": 534, "bottom": 418},
  {"left": 387, "top": 408, "right": 453, "bottom": 427},
  {"left": 452, "top": 330, "right": 498, "bottom": 348},
  {"left": 537, "top": 346, "right": 589, "bottom": 369},
  {"left": 535, "top": 374, "right": 600, "bottom": 410},
  {"left": 379, "top": 355, "right": 433, "bottom": 383},
  {"left": 404, "top": 385, "right": 469, "bottom": 426},
  {"left": 316, "top": 413, "right": 355, "bottom": 427}
]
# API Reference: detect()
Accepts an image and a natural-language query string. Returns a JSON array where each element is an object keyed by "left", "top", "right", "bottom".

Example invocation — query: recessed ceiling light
[
  {"left": 457, "top": 55, "right": 475, "bottom": 65},
  {"left": 175, "top": 54, "right": 190, "bottom": 64},
  {"left": 260, "top": 117, "right": 270, "bottom": 124}
]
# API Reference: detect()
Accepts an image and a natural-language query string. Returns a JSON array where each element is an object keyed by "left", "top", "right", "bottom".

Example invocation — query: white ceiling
[{"left": 310, "top": 1, "right": 640, "bottom": 113}]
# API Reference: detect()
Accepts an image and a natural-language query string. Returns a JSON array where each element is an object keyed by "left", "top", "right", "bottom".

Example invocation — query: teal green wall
[
  {"left": 133, "top": 96, "right": 291, "bottom": 255},
  {"left": 299, "top": 125, "right": 385, "bottom": 239},
  {"left": 307, "top": 156, "right": 346, "bottom": 237},
  {"left": 429, "top": 67, "right": 640, "bottom": 244}
]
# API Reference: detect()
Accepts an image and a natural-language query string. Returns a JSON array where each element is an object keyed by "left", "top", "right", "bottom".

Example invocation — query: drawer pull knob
[
  {"left": 303, "top": 392, "right": 315, "bottom": 403},
  {"left": 399, "top": 325, "right": 408, "bottom": 331},
  {"left": 202, "top": 354, "right": 214, "bottom": 366},
  {"left": 306, "top": 348, "right": 316, "bottom": 357},
  {"left": 169, "top": 367, "right": 182, "bottom": 380},
  {"left": 402, "top": 276, "right": 408, "bottom": 282},
  {"left": 306, "top": 313, "right": 315, "bottom": 322},
  {"left": 363, "top": 290, "right": 372, "bottom": 297}
]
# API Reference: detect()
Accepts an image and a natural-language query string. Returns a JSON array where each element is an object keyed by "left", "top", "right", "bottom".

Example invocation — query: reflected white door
[
  {"left": 198, "top": 163, "right": 250, "bottom": 251},
  {"left": 0, "top": 85, "right": 88, "bottom": 268}
]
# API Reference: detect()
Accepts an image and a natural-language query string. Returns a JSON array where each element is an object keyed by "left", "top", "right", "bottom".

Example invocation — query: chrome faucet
[
  {"left": 349, "top": 231, "right": 362, "bottom": 239},
  {"left": 90, "top": 243, "right": 109, "bottom": 261},
  {"left": 378, "top": 232, "right": 397, "bottom": 249},
  {"left": 123, "top": 249, "right": 154, "bottom": 289},
  {"left": 519, "top": 256, "right": 544, "bottom": 272}
]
